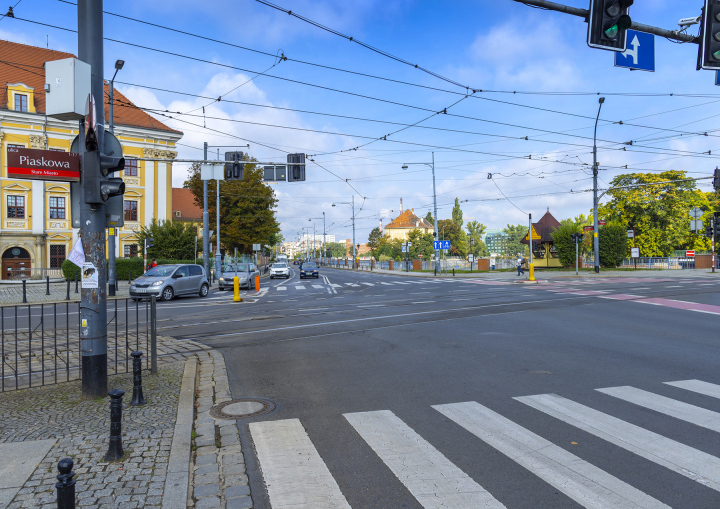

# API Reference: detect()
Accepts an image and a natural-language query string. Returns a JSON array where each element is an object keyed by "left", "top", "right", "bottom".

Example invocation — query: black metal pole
[
  {"left": 74, "top": 270, "right": 78, "bottom": 293},
  {"left": 22, "top": 280, "right": 27, "bottom": 304},
  {"left": 150, "top": 295, "right": 157, "bottom": 375},
  {"left": 130, "top": 351, "right": 146, "bottom": 405},
  {"left": 128, "top": 269, "right": 132, "bottom": 284},
  {"left": 104, "top": 389, "right": 124, "bottom": 461},
  {"left": 46, "top": 276, "right": 50, "bottom": 295},
  {"left": 55, "top": 458, "right": 76, "bottom": 509},
  {"left": 66, "top": 278, "right": 70, "bottom": 301}
]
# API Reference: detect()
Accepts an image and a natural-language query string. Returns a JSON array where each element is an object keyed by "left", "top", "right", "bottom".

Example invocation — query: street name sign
[
  {"left": 583, "top": 226, "right": 594, "bottom": 232},
  {"left": 433, "top": 240, "right": 451, "bottom": 250},
  {"left": 614, "top": 30, "right": 655, "bottom": 72},
  {"left": 7, "top": 146, "right": 80, "bottom": 181},
  {"left": 598, "top": 220, "right": 607, "bottom": 226},
  {"left": 686, "top": 250, "right": 695, "bottom": 257}
]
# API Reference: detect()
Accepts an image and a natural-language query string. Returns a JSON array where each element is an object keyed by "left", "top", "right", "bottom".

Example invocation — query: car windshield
[
  {"left": 303, "top": 263, "right": 317, "bottom": 269},
  {"left": 224, "top": 264, "right": 250, "bottom": 272},
  {"left": 144, "top": 265, "right": 178, "bottom": 277},
  {"left": 273, "top": 264, "right": 287, "bottom": 268}
]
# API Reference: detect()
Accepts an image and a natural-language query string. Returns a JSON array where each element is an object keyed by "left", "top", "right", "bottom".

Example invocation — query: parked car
[
  {"left": 299, "top": 261, "right": 319, "bottom": 279},
  {"left": 270, "top": 263, "right": 290, "bottom": 279},
  {"left": 218, "top": 263, "right": 260, "bottom": 290},
  {"left": 130, "top": 264, "right": 209, "bottom": 301}
]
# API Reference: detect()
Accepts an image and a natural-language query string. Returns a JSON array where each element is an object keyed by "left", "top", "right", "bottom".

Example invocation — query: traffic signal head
[
  {"left": 100, "top": 177, "right": 125, "bottom": 202},
  {"left": 588, "top": 0, "right": 634, "bottom": 51},
  {"left": 82, "top": 151, "right": 127, "bottom": 204},
  {"left": 224, "top": 151, "right": 244, "bottom": 180},
  {"left": 700, "top": 1, "right": 720, "bottom": 70},
  {"left": 714, "top": 167, "right": 720, "bottom": 190},
  {"left": 287, "top": 153, "right": 306, "bottom": 182},
  {"left": 145, "top": 238, "right": 154, "bottom": 250},
  {"left": 99, "top": 154, "right": 124, "bottom": 176}
]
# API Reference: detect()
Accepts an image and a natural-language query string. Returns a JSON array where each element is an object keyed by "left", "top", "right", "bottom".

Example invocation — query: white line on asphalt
[
  {"left": 664, "top": 379, "right": 720, "bottom": 399},
  {"left": 452, "top": 298, "right": 474, "bottom": 301},
  {"left": 361, "top": 283, "right": 374, "bottom": 286},
  {"left": 344, "top": 410, "right": 504, "bottom": 509},
  {"left": 411, "top": 301, "right": 435, "bottom": 304},
  {"left": 357, "top": 304, "right": 384, "bottom": 308},
  {"left": 249, "top": 419, "right": 351, "bottom": 509},
  {"left": 277, "top": 287, "right": 287, "bottom": 291},
  {"left": 298, "top": 308, "right": 329, "bottom": 312},
  {"left": 294, "top": 285, "right": 305, "bottom": 290},
  {"left": 312, "top": 285, "right": 324, "bottom": 289},
  {"left": 516, "top": 393, "right": 720, "bottom": 492},
  {"left": 597, "top": 385, "right": 720, "bottom": 433},
  {"left": 433, "top": 401, "right": 667, "bottom": 509},
  {"left": 380, "top": 282, "right": 394, "bottom": 286}
]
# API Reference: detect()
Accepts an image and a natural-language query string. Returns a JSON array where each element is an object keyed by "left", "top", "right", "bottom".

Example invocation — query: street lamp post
[
  {"left": 310, "top": 214, "right": 325, "bottom": 263},
  {"left": 107, "top": 59, "right": 124, "bottom": 297},
  {"left": 302, "top": 227, "right": 312, "bottom": 260},
  {"left": 402, "top": 152, "right": 439, "bottom": 276},
  {"left": 593, "top": 98, "right": 605, "bottom": 274},
  {"left": 332, "top": 197, "right": 356, "bottom": 268}
]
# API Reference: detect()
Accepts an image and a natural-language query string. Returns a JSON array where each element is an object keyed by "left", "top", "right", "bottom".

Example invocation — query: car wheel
[
  {"left": 199, "top": 283, "right": 209, "bottom": 297},
  {"left": 161, "top": 286, "right": 174, "bottom": 301},
  {"left": 270, "top": 275, "right": 274, "bottom": 279}
]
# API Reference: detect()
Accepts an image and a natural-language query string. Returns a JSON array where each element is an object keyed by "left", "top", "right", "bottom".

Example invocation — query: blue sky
[{"left": 3, "top": 0, "right": 719, "bottom": 245}]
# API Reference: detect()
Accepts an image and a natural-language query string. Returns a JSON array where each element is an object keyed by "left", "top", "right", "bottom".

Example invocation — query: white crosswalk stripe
[
  {"left": 294, "top": 285, "right": 305, "bottom": 290},
  {"left": 434, "top": 401, "right": 666, "bottom": 509},
  {"left": 361, "top": 283, "right": 374, "bottom": 286},
  {"left": 665, "top": 379, "right": 720, "bottom": 399},
  {"left": 277, "top": 286, "right": 287, "bottom": 291},
  {"left": 312, "top": 284, "right": 324, "bottom": 289},
  {"left": 345, "top": 283, "right": 360, "bottom": 287},
  {"left": 344, "top": 410, "right": 505, "bottom": 509},
  {"left": 516, "top": 393, "right": 720, "bottom": 492},
  {"left": 380, "top": 282, "right": 394, "bottom": 285}
]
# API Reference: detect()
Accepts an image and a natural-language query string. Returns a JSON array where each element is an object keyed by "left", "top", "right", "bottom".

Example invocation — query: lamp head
[
  {"left": 401, "top": 165, "right": 408, "bottom": 170},
  {"left": 115, "top": 59, "right": 125, "bottom": 70},
  {"left": 332, "top": 203, "right": 336, "bottom": 207},
  {"left": 599, "top": 97, "right": 605, "bottom": 104}
]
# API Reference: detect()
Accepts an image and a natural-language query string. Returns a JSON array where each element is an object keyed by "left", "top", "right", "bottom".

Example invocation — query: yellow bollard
[
  {"left": 255, "top": 274, "right": 260, "bottom": 292},
  {"left": 233, "top": 276, "right": 242, "bottom": 302},
  {"left": 528, "top": 263, "right": 535, "bottom": 282}
]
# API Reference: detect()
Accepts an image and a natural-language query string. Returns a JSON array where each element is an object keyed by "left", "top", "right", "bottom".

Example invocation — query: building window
[
  {"left": 14, "top": 94, "right": 28, "bottom": 112},
  {"left": 49, "top": 197, "right": 66, "bottom": 219},
  {"left": 124, "top": 244, "right": 138, "bottom": 258},
  {"left": 50, "top": 245, "right": 66, "bottom": 268},
  {"left": 175, "top": 210, "right": 181, "bottom": 217},
  {"left": 124, "top": 158, "right": 138, "bottom": 176},
  {"left": 124, "top": 200, "right": 138, "bottom": 221},
  {"left": 7, "top": 196, "right": 25, "bottom": 218}
]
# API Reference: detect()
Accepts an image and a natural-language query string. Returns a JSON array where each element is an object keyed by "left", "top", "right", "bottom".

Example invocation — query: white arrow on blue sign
[
  {"left": 614, "top": 30, "right": 655, "bottom": 72},
  {"left": 433, "top": 240, "right": 451, "bottom": 250}
]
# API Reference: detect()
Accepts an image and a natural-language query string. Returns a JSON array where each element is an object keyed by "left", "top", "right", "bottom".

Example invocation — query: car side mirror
[{"left": 173, "top": 273, "right": 183, "bottom": 278}]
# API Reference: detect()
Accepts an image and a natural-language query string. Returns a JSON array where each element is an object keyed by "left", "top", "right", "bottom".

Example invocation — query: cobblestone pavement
[
  {"left": 0, "top": 282, "right": 132, "bottom": 305},
  {"left": 189, "top": 350, "right": 252, "bottom": 509},
  {"left": 0, "top": 364, "right": 184, "bottom": 508}
]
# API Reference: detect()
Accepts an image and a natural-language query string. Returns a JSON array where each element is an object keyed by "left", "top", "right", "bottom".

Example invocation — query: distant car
[
  {"left": 130, "top": 264, "right": 209, "bottom": 301},
  {"left": 218, "top": 263, "right": 260, "bottom": 290},
  {"left": 300, "top": 262, "right": 319, "bottom": 279},
  {"left": 270, "top": 263, "right": 290, "bottom": 279}
]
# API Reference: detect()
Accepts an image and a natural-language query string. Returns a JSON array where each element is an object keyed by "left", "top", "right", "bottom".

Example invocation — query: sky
[{"left": 2, "top": 0, "right": 719, "bottom": 246}]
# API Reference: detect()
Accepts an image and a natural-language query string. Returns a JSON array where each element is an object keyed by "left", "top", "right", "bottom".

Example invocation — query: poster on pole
[
  {"left": 82, "top": 262, "right": 98, "bottom": 288},
  {"left": 67, "top": 238, "right": 85, "bottom": 268}
]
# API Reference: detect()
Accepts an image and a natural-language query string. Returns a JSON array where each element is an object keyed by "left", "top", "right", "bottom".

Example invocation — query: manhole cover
[{"left": 210, "top": 398, "right": 276, "bottom": 419}]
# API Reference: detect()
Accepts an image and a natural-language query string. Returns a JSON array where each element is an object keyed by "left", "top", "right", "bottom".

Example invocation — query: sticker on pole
[{"left": 82, "top": 262, "right": 98, "bottom": 288}]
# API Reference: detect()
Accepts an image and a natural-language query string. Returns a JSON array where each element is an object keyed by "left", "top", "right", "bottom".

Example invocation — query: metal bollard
[
  {"left": 128, "top": 269, "right": 133, "bottom": 284},
  {"left": 22, "top": 279, "right": 27, "bottom": 304},
  {"left": 55, "top": 457, "right": 76, "bottom": 509},
  {"left": 104, "top": 389, "right": 125, "bottom": 461},
  {"left": 453, "top": 268, "right": 455, "bottom": 277},
  {"left": 74, "top": 270, "right": 78, "bottom": 294},
  {"left": 46, "top": 276, "right": 51, "bottom": 295},
  {"left": 66, "top": 278, "right": 70, "bottom": 301},
  {"left": 130, "top": 351, "right": 146, "bottom": 405}
]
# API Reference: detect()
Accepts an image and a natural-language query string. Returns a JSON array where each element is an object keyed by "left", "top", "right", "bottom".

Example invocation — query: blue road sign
[
  {"left": 716, "top": 71, "right": 720, "bottom": 86},
  {"left": 433, "top": 240, "right": 451, "bottom": 250},
  {"left": 614, "top": 30, "right": 655, "bottom": 72}
]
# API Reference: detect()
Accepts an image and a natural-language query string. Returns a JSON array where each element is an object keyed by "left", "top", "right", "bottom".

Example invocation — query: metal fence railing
[
  {"left": 1, "top": 297, "right": 157, "bottom": 392},
  {"left": 4, "top": 267, "right": 65, "bottom": 281}
]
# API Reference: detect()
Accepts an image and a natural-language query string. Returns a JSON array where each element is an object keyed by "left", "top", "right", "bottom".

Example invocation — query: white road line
[
  {"left": 344, "top": 410, "right": 504, "bottom": 509},
  {"left": 380, "top": 282, "right": 394, "bottom": 286},
  {"left": 516, "top": 393, "right": 720, "bottom": 492},
  {"left": 597, "top": 386, "right": 720, "bottom": 433},
  {"left": 361, "top": 283, "right": 374, "bottom": 286},
  {"left": 312, "top": 285, "right": 324, "bottom": 289},
  {"left": 294, "top": 285, "right": 306, "bottom": 290},
  {"left": 345, "top": 283, "right": 360, "bottom": 287},
  {"left": 277, "top": 287, "right": 287, "bottom": 291},
  {"left": 434, "top": 401, "right": 666, "bottom": 509},
  {"left": 357, "top": 304, "right": 384, "bottom": 308},
  {"left": 664, "top": 379, "right": 720, "bottom": 399},
  {"left": 248, "top": 419, "right": 351, "bottom": 509},
  {"left": 411, "top": 301, "right": 435, "bottom": 304},
  {"left": 393, "top": 282, "right": 410, "bottom": 285}
]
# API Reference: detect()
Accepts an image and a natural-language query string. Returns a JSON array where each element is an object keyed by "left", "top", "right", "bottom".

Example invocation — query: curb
[{"left": 162, "top": 357, "right": 198, "bottom": 509}]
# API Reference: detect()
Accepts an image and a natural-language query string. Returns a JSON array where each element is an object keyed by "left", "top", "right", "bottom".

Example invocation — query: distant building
[
  {"left": 384, "top": 207, "right": 433, "bottom": 241},
  {"left": 171, "top": 188, "right": 202, "bottom": 235},
  {"left": 345, "top": 239, "right": 370, "bottom": 258},
  {"left": 521, "top": 210, "right": 562, "bottom": 267},
  {"left": 485, "top": 230, "right": 508, "bottom": 255}
]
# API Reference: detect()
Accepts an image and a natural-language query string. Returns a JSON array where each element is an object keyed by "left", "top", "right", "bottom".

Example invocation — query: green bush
[
  {"left": 551, "top": 222, "right": 582, "bottom": 267},
  {"left": 61, "top": 257, "right": 206, "bottom": 281},
  {"left": 599, "top": 225, "right": 628, "bottom": 268}
]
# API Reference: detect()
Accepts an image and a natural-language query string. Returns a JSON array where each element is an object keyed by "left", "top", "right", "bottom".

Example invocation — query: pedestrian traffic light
[
  {"left": 714, "top": 167, "right": 720, "bottom": 190},
  {"left": 224, "top": 151, "right": 244, "bottom": 180},
  {"left": 587, "top": 0, "right": 633, "bottom": 52},
  {"left": 287, "top": 153, "right": 306, "bottom": 182},
  {"left": 700, "top": 1, "right": 720, "bottom": 70},
  {"left": 145, "top": 238, "right": 154, "bottom": 250}
]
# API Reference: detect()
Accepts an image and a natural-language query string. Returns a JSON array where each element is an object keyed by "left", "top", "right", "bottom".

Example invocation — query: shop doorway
[{"left": 2, "top": 247, "right": 32, "bottom": 280}]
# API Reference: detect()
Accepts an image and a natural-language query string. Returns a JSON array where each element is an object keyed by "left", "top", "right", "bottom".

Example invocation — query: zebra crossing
[
  {"left": 249, "top": 378, "right": 720, "bottom": 508},
  {"left": 270, "top": 278, "right": 452, "bottom": 293}
]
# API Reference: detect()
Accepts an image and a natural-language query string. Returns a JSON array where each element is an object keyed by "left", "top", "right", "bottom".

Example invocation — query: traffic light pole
[
  {"left": 593, "top": 98, "right": 604, "bottom": 274},
  {"left": 78, "top": 0, "right": 108, "bottom": 398}
]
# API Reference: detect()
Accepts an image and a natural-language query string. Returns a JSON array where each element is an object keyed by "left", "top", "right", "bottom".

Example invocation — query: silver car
[
  {"left": 218, "top": 263, "right": 260, "bottom": 290},
  {"left": 130, "top": 264, "right": 209, "bottom": 301}
]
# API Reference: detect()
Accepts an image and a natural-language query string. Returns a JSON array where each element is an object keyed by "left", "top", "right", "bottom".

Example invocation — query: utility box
[{"left": 45, "top": 58, "right": 91, "bottom": 121}]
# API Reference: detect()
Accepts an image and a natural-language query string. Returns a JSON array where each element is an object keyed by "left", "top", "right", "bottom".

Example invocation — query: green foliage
[
  {"left": 466, "top": 220, "right": 489, "bottom": 257},
  {"left": 326, "top": 242, "right": 348, "bottom": 258},
  {"left": 407, "top": 229, "right": 434, "bottom": 259},
  {"left": 451, "top": 198, "right": 464, "bottom": 228},
  {"left": 551, "top": 221, "right": 582, "bottom": 267},
  {"left": 367, "top": 227, "right": 383, "bottom": 258},
  {"left": 599, "top": 225, "right": 629, "bottom": 268},
  {"left": 134, "top": 219, "right": 197, "bottom": 260},
  {"left": 424, "top": 211, "right": 434, "bottom": 226},
  {"left": 62, "top": 257, "right": 145, "bottom": 281},
  {"left": 438, "top": 220, "right": 468, "bottom": 257},
  {"left": 502, "top": 224, "right": 529, "bottom": 256}
]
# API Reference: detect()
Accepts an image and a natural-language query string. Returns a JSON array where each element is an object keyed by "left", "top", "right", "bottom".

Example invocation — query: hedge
[{"left": 61, "top": 257, "right": 206, "bottom": 281}]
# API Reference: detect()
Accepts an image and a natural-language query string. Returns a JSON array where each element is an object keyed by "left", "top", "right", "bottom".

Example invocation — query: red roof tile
[
  {"left": 172, "top": 188, "right": 202, "bottom": 221},
  {"left": 385, "top": 209, "right": 433, "bottom": 230}
]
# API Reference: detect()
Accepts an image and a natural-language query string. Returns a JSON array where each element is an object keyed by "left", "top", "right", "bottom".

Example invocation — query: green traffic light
[
  {"left": 604, "top": 23, "right": 619, "bottom": 39},
  {"left": 713, "top": 49, "right": 720, "bottom": 61}
]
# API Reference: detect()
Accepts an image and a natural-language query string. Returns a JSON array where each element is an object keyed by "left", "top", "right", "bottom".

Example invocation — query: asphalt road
[{"left": 152, "top": 268, "right": 720, "bottom": 507}]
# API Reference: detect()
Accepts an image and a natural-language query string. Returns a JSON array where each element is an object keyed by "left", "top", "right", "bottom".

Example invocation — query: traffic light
[
  {"left": 224, "top": 151, "right": 244, "bottom": 180},
  {"left": 587, "top": 0, "right": 633, "bottom": 52},
  {"left": 700, "top": 1, "right": 720, "bottom": 70},
  {"left": 145, "top": 238, "right": 154, "bottom": 251},
  {"left": 83, "top": 151, "right": 125, "bottom": 204},
  {"left": 571, "top": 233, "right": 585, "bottom": 243},
  {"left": 287, "top": 153, "right": 306, "bottom": 182},
  {"left": 714, "top": 167, "right": 720, "bottom": 190}
]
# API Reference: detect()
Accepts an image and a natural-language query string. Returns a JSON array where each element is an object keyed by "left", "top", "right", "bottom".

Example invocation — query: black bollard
[
  {"left": 74, "top": 270, "right": 78, "bottom": 294},
  {"left": 130, "top": 351, "right": 146, "bottom": 406},
  {"left": 55, "top": 457, "right": 76, "bottom": 509},
  {"left": 453, "top": 268, "right": 455, "bottom": 277},
  {"left": 22, "top": 279, "right": 27, "bottom": 304},
  {"left": 66, "top": 278, "right": 70, "bottom": 301},
  {"left": 128, "top": 269, "right": 133, "bottom": 284},
  {"left": 46, "top": 275, "right": 50, "bottom": 296},
  {"left": 104, "top": 389, "right": 125, "bottom": 461}
]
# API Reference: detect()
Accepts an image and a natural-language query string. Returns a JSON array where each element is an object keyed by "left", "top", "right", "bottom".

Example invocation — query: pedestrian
[
  {"left": 516, "top": 253, "right": 525, "bottom": 276},
  {"left": 151, "top": 258, "right": 157, "bottom": 269}
]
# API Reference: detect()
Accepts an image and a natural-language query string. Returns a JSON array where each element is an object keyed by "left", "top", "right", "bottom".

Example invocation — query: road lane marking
[
  {"left": 344, "top": 410, "right": 504, "bottom": 509},
  {"left": 597, "top": 386, "right": 720, "bottom": 433},
  {"left": 434, "top": 401, "right": 667, "bottom": 509},
  {"left": 516, "top": 393, "right": 720, "bottom": 492},
  {"left": 636, "top": 297, "right": 720, "bottom": 315},
  {"left": 380, "top": 282, "right": 394, "bottom": 286},
  {"left": 361, "top": 283, "right": 374, "bottom": 286},
  {"left": 298, "top": 308, "right": 329, "bottom": 312},
  {"left": 664, "top": 380, "right": 720, "bottom": 399},
  {"left": 294, "top": 285, "right": 306, "bottom": 290},
  {"left": 249, "top": 419, "right": 351, "bottom": 509},
  {"left": 357, "top": 304, "right": 384, "bottom": 308},
  {"left": 277, "top": 287, "right": 287, "bottom": 291},
  {"left": 312, "top": 284, "right": 324, "bottom": 289},
  {"left": 411, "top": 301, "right": 435, "bottom": 304}
]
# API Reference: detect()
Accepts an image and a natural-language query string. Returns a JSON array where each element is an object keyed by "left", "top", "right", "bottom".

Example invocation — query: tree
[
  {"left": 466, "top": 220, "right": 489, "bottom": 257},
  {"left": 407, "top": 229, "right": 434, "bottom": 259},
  {"left": 451, "top": 198, "right": 464, "bottom": 228},
  {"left": 599, "top": 224, "right": 628, "bottom": 268},
  {"left": 135, "top": 219, "right": 196, "bottom": 260},
  {"left": 367, "top": 227, "right": 383, "bottom": 259},
  {"left": 437, "top": 219, "right": 468, "bottom": 257},
  {"left": 425, "top": 211, "right": 434, "bottom": 226},
  {"left": 502, "top": 224, "right": 529, "bottom": 256},
  {"left": 598, "top": 170, "right": 711, "bottom": 256},
  {"left": 326, "top": 242, "right": 347, "bottom": 258},
  {"left": 551, "top": 221, "right": 582, "bottom": 267},
  {"left": 184, "top": 159, "right": 280, "bottom": 255}
]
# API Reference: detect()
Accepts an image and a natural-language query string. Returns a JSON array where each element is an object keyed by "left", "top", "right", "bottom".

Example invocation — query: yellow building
[
  {"left": 0, "top": 40, "right": 182, "bottom": 278},
  {"left": 384, "top": 207, "right": 434, "bottom": 241}
]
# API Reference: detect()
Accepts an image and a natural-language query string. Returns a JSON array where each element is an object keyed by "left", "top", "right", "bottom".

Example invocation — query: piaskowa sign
[{"left": 6, "top": 146, "right": 80, "bottom": 182}]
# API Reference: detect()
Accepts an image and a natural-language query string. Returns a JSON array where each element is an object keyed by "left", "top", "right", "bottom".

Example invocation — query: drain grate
[{"left": 210, "top": 398, "right": 276, "bottom": 420}]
